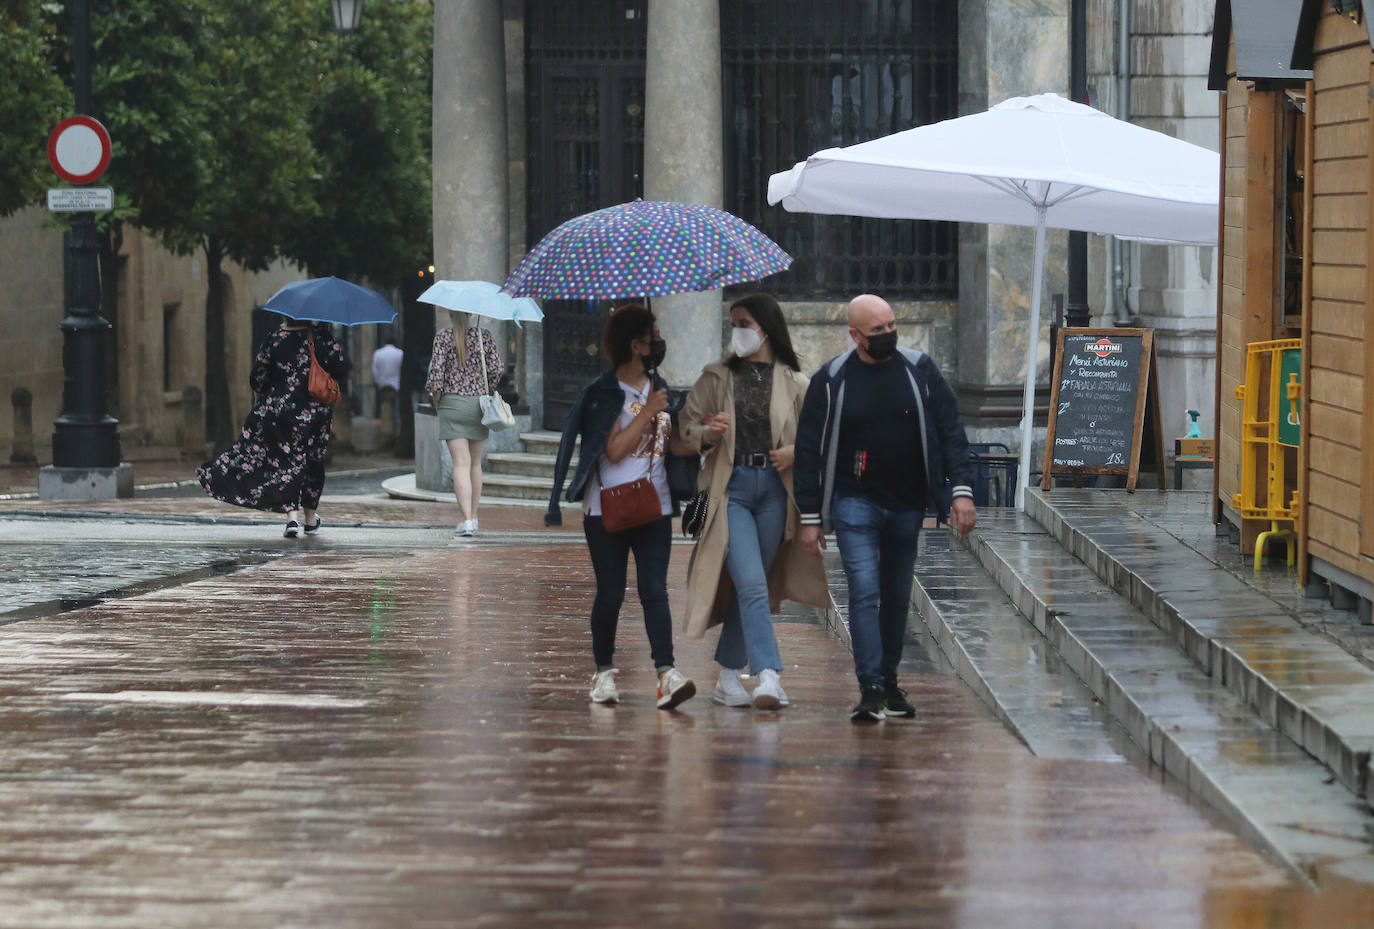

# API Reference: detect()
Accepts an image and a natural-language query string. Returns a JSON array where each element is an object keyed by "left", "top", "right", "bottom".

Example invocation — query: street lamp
[
  {"left": 39, "top": 0, "right": 129, "bottom": 500},
  {"left": 330, "top": 0, "right": 365, "bottom": 34}
]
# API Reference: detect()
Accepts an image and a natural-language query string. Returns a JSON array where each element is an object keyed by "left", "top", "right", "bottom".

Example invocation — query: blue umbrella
[
  {"left": 417, "top": 280, "right": 544, "bottom": 328},
  {"left": 501, "top": 199, "right": 792, "bottom": 300},
  {"left": 262, "top": 276, "right": 397, "bottom": 326}
]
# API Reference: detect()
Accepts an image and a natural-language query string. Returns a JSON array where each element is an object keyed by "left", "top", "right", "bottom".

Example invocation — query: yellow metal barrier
[{"left": 1232, "top": 339, "right": 1302, "bottom": 571}]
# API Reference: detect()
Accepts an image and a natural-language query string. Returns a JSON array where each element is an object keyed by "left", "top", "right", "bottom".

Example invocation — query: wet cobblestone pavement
[
  {"left": 2, "top": 461, "right": 1374, "bottom": 925},
  {"left": 1, "top": 515, "right": 1369, "bottom": 927}
]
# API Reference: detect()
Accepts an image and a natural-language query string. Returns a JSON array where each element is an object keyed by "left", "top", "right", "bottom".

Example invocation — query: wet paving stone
[{"left": 0, "top": 535, "right": 1360, "bottom": 927}]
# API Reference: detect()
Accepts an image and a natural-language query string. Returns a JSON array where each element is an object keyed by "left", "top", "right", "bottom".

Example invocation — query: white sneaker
[
  {"left": 455, "top": 519, "right": 476, "bottom": 537},
  {"left": 589, "top": 669, "right": 619, "bottom": 704},
  {"left": 753, "top": 668, "right": 786, "bottom": 710},
  {"left": 656, "top": 667, "right": 696, "bottom": 709},
  {"left": 712, "top": 667, "right": 751, "bottom": 707}
]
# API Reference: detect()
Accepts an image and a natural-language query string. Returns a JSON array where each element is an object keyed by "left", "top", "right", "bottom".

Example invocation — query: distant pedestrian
[
  {"left": 197, "top": 317, "right": 347, "bottom": 538},
  {"left": 545, "top": 303, "right": 697, "bottom": 710},
  {"left": 679, "top": 294, "right": 831, "bottom": 711},
  {"left": 794, "top": 294, "right": 977, "bottom": 722},
  {"left": 371, "top": 338, "right": 403, "bottom": 419},
  {"left": 425, "top": 313, "right": 502, "bottom": 538},
  {"left": 371, "top": 338, "right": 403, "bottom": 391}
]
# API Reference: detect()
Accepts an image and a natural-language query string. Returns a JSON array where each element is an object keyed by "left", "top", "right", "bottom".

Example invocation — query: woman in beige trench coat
[{"left": 680, "top": 294, "right": 833, "bottom": 711}]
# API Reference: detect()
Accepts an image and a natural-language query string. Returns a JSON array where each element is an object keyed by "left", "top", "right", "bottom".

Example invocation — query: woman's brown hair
[{"left": 602, "top": 303, "right": 655, "bottom": 367}]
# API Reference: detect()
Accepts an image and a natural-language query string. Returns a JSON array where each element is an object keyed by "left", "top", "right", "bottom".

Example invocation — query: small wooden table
[{"left": 1173, "top": 439, "right": 1214, "bottom": 490}]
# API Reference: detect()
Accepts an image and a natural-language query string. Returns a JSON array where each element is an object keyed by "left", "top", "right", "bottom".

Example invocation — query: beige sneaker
[
  {"left": 589, "top": 668, "right": 619, "bottom": 704},
  {"left": 656, "top": 667, "right": 696, "bottom": 709}
]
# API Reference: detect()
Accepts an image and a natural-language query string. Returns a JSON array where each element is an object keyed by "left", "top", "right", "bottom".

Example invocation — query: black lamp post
[
  {"left": 51, "top": 0, "right": 121, "bottom": 473},
  {"left": 330, "top": 0, "right": 365, "bottom": 34},
  {"left": 1065, "top": 0, "right": 1091, "bottom": 328}
]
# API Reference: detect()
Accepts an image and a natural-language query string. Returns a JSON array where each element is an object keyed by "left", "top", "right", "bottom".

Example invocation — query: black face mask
[
  {"left": 864, "top": 330, "right": 898, "bottom": 361},
  {"left": 646, "top": 337, "right": 667, "bottom": 370}
]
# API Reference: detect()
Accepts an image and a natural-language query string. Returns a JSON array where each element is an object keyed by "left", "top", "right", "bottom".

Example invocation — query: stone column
[
  {"left": 434, "top": 0, "right": 508, "bottom": 288},
  {"left": 955, "top": 0, "right": 1069, "bottom": 457},
  {"left": 429, "top": 0, "right": 518, "bottom": 467},
  {"left": 643, "top": 0, "right": 723, "bottom": 387}
]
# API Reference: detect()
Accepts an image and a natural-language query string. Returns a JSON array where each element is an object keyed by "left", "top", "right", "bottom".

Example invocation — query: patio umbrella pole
[{"left": 1016, "top": 209, "right": 1048, "bottom": 511}]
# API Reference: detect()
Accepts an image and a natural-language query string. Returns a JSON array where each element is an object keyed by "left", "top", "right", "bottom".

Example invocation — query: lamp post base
[{"left": 38, "top": 463, "right": 133, "bottom": 500}]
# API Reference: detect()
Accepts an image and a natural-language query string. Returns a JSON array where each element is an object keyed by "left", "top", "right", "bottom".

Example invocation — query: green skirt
[{"left": 437, "top": 394, "right": 489, "bottom": 441}]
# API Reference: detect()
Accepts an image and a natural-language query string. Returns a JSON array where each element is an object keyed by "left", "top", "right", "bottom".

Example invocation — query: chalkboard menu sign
[{"left": 1041, "top": 328, "right": 1164, "bottom": 492}]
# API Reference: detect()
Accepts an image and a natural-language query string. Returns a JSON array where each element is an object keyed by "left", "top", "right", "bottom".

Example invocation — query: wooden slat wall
[{"left": 1307, "top": 9, "right": 1371, "bottom": 580}]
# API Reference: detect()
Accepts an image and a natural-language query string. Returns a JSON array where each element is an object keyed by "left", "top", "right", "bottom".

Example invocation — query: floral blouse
[{"left": 425, "top": 326, "right": 503, "bottom": 397}]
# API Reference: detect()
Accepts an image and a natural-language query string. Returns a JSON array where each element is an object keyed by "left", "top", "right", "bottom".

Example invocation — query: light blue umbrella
[
  {"left": 417, "top": 279, "right": 544, "bottom": 328},
  {"left": 262, "top": 276, "right": 397, "bottom": 325}
]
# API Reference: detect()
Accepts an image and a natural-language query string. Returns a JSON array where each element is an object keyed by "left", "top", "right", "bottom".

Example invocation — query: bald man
[{"left": 794, "top": 294, "right": 976, "bottom": 722}]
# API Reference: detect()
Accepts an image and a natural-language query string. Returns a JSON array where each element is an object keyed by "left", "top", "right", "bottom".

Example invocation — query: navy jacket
[
  {"left": 794, "top": 346, "right": 974, "bottom": 529},
  {"left": 545, "top": 369, "right": 697, "bottom": 527}
]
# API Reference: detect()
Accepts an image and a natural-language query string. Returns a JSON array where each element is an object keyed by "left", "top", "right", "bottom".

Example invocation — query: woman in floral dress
[
  {"left": 425, "top": 312, "right": 503, "bottom": 537},
  {"left": 197, "top": 318, "right": 348, "bottom": 538}
]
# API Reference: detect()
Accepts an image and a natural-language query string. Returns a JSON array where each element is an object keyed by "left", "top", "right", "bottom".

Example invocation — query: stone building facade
[
  {"left": 0, "top": 205, "right": 303, "bottom": 464},
  {"left": 431, "top": 0, "right": 1220, "bottom": 486}
]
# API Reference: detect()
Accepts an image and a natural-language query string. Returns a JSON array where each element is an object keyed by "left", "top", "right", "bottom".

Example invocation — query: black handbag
[{"left": 682, "top": 490, "right": 709, "bottom": 537}]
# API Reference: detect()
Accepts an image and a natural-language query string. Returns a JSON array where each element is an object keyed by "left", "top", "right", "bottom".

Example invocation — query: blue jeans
[
  {"left": 831, "top": 494, "right": 922, "bottom": 690},
  {"left": 715, "top": 465, "right": 789, "bottom": 674},
  {"left": 583, "top": 514, "right": 675, "bottom": 669}
]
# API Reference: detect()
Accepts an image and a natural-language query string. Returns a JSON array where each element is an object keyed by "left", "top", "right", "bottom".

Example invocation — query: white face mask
[{"left": 731, "top": 326, "right": 766, "bottom": 358}]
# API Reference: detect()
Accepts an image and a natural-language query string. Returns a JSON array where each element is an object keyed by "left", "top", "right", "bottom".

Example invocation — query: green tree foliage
[
  {"left": 3, "top": 1, "right": 434, "bottom": 447},
  {"left": 286, "top": 0, "right": 433, "bottom": 286},
  {"left": 0, "top": 1, "right": 69, "bottom": 216}
]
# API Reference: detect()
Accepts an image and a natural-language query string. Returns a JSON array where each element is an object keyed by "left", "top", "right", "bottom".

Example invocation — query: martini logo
[{"left": 1087, "top": 338, "right": 1122, "bottom": 358}]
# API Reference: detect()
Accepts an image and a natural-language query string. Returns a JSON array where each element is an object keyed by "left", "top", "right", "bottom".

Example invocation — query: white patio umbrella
[{"left": 767, "top": 93, "right": 1219, "bottom": 508}]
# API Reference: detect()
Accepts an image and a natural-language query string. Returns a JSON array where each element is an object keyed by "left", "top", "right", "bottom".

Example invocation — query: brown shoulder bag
[{"left": 307, "top": 329, "right": 342, "bottom": 405}]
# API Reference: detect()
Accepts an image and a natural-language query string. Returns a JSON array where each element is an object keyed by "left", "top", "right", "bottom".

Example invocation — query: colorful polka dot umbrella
[{"left": 501, "top": 199, "right": 793, "bottom": 300}]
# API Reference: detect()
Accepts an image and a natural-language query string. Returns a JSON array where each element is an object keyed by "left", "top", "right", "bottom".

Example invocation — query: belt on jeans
[{"left": 734, "top": 452, "right": 771, "bottom": 468}]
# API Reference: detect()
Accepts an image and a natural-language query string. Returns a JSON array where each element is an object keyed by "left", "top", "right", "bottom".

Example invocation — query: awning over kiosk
[
  {"left": 1209, "top": 0, "right": 1313, "bottom": 91},
  {"left": 1292, "top": 0, "right": 1374, "bottom": 71}
]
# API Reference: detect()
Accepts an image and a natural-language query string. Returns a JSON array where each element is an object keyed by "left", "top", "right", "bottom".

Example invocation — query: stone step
[
  {"left": 1025, "top": 488, "right": 1374, "bottom": 810},
  {"left": 480, "top": 472, "right": 556, "bottom": 502},
  {"left": 955, "top": 508, "right": 1374, "bottom": 881},
  {"left": 485, "top": 451, "right": 559, "bottom": 479},
  {"left": 518, "top": 430, "right": 571, "bottom": 457},
  {"left": 912, "top": 529, "right": 1136, "bottom": 762}
]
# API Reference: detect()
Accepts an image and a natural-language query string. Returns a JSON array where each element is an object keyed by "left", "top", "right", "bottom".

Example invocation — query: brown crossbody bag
[{"left": 598, "top": 413, "right": 664, "bottom": 533}]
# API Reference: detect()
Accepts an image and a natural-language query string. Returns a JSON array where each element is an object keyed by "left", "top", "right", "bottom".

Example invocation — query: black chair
[{"left": 968, "top": 442, "right": 1016, "bottom": 507}]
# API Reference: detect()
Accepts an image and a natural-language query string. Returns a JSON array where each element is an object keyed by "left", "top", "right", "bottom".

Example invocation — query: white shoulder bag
[{"left": 477, "top": 332, "right": 515, "bottom": 430}]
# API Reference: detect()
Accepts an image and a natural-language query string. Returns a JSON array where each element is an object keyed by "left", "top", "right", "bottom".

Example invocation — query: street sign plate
[{"left": 47, "top": 187, "right": 114, "bottom": 212}]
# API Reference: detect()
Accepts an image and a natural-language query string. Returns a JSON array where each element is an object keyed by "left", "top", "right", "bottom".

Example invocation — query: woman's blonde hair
[{"left": 449, "top": 311, "right": 470, "bottom": 368}]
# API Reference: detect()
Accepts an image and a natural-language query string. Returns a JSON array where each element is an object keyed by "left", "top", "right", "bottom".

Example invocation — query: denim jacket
[{"left": 545, "top": 369, "right": 698, "bottom": 527}]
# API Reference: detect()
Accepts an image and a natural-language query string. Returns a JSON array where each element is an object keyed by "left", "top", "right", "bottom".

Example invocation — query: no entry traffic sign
[{"left": 47, "top": 115, "right": 111, "bottom": 185}]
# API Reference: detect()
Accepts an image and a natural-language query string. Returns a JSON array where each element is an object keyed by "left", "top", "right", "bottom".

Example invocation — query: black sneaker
[
  {"left": 283, "top": 520, "right": 301, "bottom": 539},
  {"left": 851, "top": 685, "right": 886, "bottom": 723},
  {"left": 883, "top": 682, "right": 916, "bottom": 718},
  {"left": 303, "top": 517, "right": 322, "bottom": 535}
]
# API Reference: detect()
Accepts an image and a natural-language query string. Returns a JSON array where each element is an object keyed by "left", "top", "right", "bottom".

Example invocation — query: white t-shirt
[
  {"left": 584, "top": 380, "right": 673, "bottom": 518},
  {"left": 371, "top": 344, "right": 403, "bottom": 391}
]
